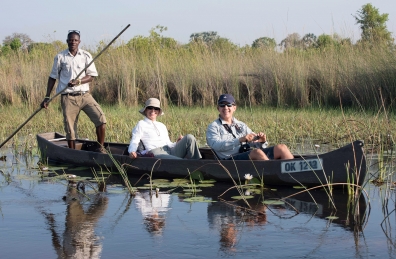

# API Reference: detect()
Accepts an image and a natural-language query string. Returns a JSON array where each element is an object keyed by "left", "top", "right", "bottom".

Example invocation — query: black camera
[{"left": 239, "top": 143, "right": 251, "bottom": 153}]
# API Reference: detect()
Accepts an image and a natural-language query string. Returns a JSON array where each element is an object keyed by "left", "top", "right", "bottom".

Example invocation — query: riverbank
[{"left": 0, "top": 104, "right": 393, "bottom": 151}]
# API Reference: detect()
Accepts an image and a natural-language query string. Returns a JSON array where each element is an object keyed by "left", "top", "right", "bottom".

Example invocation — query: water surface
[{"left": 0, "top": 147, "right": 395, "bottom": 258}]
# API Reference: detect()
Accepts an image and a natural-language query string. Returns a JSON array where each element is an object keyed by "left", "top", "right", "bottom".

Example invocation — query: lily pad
[
  {"left": 144, "top": 183, "right": 157, "bottom": 187},
  {"left": 180, "top": 184, "right": 197, "bottom": 188},
  {"left": 183, "top": 189, "right": 202, "bottom": 193},
  {"left": 183, "top": 196, "right": 215, "bottom": 203},
  {"left": 151, "top": 179, "right": 170, "bottom": 183},
  {"left": 231, "top": 195, "right": 254, "bottom": 200},
  {"left": 250, "top": 178, "right": 262, "bottom": 184},
  {"left": 197, "top": 183, "right": 214, "bottom": 187},
  {"left": 246, "top": 188, "right": 262, "bottom": 194},
  {"left": 172, "top": 178, "right": 189, "bottom": 183},
  {"left": 262, "top": 200, "right": 285, "bottom": 205},
  {"left": 189, "top": 171, "right": 204, "bottom": 181},
  {"left": 199, "top": 179, "right": 216, "bottom": 184},
  {"left": 293, "top": 186, "right": 306, "bottom": 189},
  {"left": 325, "top": 216, "right": 339, "bottom": 220}
]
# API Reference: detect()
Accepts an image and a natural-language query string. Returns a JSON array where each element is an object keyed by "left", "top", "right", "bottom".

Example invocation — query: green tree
[
  {"left": 3, "top": 33, "right": 33, "bottom": 50},
  {"left": 189, "top": 31, "right": 219, "bottom": 45},
  {"left": 127, "top": 25, "right": 178, "bottom": 51},
  {"left": 316, "top": 34, "right": 337, "bottom": 49},
  {"left": 354, "top": 3, "right": 393, "bottom": 45},
  {"left": 9, "top": 38, "right": 22, "bottom": 51},
  {"left": 0, "top": 45, "right": 12, "bottom": 56},
  {"left": 252, "top": 37, "right": 276, "bottom": 50}
]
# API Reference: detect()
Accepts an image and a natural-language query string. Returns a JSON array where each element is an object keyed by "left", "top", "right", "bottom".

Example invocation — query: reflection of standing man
[
  {"left": 44, "top": 185, "right": 108, "bottom": 258},
  {"left": 41, "top": 30, "right": 106, "bottom": 152}
]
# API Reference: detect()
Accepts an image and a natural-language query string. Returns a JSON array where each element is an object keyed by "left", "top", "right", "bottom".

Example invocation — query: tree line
[{"left": 1, "top": 4, "right": 393, "bottom": 55}]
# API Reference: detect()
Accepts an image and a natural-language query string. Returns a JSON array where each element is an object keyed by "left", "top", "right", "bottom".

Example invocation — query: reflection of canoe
[
  {"left": 37, "top": 132, "right": 366, "bottom": 187},
  {"left": 205, "top": 183, "right": 368, "bottom": 232}
]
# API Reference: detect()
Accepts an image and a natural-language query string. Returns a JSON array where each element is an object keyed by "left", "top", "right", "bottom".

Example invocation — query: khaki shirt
[{"left": 50, "top": 49, "right": 98, "bottom": 94}]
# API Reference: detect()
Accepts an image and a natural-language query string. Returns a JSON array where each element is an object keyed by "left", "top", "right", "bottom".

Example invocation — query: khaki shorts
[{"left": 61, "top": 93, "right": 107, "bottom": 140}]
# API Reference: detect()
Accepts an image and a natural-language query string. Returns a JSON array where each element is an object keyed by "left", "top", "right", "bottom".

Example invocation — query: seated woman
[{"left": 128, "top": 98, "right": 202, "bottom": 160}]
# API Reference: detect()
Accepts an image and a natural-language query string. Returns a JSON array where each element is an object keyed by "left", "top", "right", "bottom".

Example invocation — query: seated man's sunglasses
[
  {"left": 146, "top": 106, "right": 160, "bottom": 111},
  {"left": 218, "top": 103, "right": 234, "bottom": 107}
]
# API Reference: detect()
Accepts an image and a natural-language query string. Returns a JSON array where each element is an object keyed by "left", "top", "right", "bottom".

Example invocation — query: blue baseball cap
[{"left": 217, "top": 94, "right": 235, "bottom": 104}]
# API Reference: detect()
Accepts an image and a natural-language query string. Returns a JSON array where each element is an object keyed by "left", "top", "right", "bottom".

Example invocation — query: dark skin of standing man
[{"left": 41, "top": 33, "right": 105, "bottom": 150}]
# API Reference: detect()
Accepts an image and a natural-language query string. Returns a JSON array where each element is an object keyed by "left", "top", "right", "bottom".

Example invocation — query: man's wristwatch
[{"left": 261, "top": 141, "right": 268, "bottom": 149}]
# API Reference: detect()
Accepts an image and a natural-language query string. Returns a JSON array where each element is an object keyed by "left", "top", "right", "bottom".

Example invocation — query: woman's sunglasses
[
  {"left": 218, "top": 103, "right": 234, "bottom": 107},
  {"left": 146, "top": 106, "right": 160, "bottom": 111}
]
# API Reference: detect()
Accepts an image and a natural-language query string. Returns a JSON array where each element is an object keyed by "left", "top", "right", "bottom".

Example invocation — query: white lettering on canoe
[{"left": 281, "top": 158, "right": 323, "bottom": 173}]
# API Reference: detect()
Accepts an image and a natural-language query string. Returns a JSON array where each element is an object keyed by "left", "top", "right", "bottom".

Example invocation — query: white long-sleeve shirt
[{"left": 128, "top": 117, "right": 175, "bottom": 154}]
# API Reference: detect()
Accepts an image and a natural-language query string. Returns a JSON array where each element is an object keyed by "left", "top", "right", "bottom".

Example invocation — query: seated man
[
  {"left": 128, "top": 98, "right": 201, "bottom": 160},
  {"left": 206, "top": 94, "right": 293, "bottom": 160}
]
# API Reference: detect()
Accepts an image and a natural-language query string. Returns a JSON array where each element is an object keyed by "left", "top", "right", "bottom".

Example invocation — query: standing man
[
  {"left": 206, "top": 94, "right": 293, "bottom": 160},
  {"left": 41, "top": 30, "right": 106, "bottom": 152}
]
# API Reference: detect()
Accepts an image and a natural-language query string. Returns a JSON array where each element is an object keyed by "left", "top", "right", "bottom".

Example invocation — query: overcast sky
[{"left": 1, "top": 0, "right": 394, "bottom": 48}]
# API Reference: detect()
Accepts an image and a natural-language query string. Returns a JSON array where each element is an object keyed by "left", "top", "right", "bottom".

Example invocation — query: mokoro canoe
[{"left": 37, "top": 132, "right": 367, "bottom": 187}]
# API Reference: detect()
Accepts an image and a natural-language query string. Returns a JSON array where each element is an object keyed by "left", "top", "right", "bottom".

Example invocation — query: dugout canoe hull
[{"left": 37, "top": 132, "right": 367, "bottom": 187}]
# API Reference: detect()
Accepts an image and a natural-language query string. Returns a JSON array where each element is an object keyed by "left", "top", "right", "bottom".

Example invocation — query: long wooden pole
[{"left": 0, "top": 24, "right": 130, "bottom": 149}]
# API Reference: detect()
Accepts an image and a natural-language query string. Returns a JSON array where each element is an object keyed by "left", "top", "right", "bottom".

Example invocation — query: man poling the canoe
[{"left": 0, "top": 25, "right": 130, "bottom": 149}]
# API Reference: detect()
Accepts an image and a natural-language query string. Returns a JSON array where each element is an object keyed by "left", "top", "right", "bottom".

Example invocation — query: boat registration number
[{"left": 281, "top": 158, "right": 323, "bottom": 173}]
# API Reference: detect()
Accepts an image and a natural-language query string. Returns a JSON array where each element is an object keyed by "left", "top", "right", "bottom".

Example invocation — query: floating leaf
[
  {"left": 172, "top": 178, "right": 189, "bottom": 183},
  {"left": 189, "top": 171, "right": 204, "bottom": 181},
  {"left": 180, "top": 184, "right": 197, "bottom": 188},
  {"left": 197, "top": 183, "right": 214, "bottom": 187},
  {"left": 151, "top": 179, "right": 170, "bottom": 183},
  {"left": 199, "top": 179, "right": 216, "bottom": 184},
  {"left": 270, "top": 189, "right": 277, "bottom": 191},
  {"left": 326, "top": 216, "right": 339, "bottom": 220},
  {"left": 183, "top": 196, "right": 215, "bottom": 203},
  {"left": 250, "top": 178, "right": 261, "bottom": 184},
  {"left": 246, "top": 188, "right": 262, "bottom": 194},
  {"left": 262, "top": 200, "right": 285, "bottom": 205},
  {"left": 231, "top": 195, "right": 254, "bottom": 200},
  {"left": 293, "top": 186, "right": 306, "bottom": 189},
  {"left": 183, "top": 189, "right": 202, "bottom": 193},
  {"left": 144, "top": 183, "right": 157, "bottom": 187}
]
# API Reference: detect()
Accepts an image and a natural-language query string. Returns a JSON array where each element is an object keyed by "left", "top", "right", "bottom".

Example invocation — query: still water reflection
[
  {"left": 0, "top": 148, "right": 395, "bottom": 258},
  {"left": 44, "top": 185, "right": 108, "bottom": 258}
]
